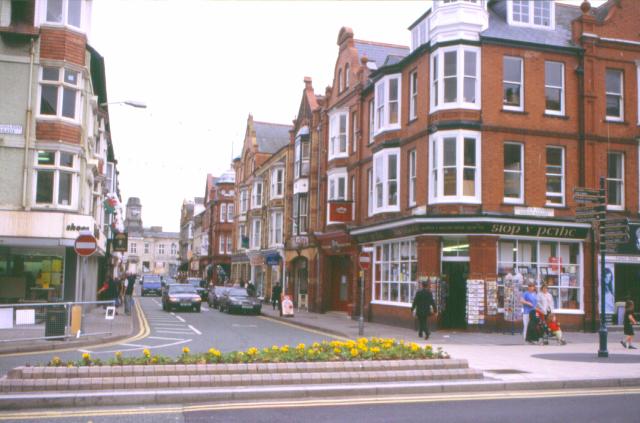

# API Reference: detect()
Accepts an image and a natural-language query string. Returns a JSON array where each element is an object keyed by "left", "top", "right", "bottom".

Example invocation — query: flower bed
[{"left": 48, "top": 338, "right": 447, "bottom": 367}]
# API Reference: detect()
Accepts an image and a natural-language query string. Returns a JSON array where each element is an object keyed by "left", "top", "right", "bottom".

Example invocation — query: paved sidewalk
[{"left": 261, "top": 307, "right": 640, "bottom": 385}]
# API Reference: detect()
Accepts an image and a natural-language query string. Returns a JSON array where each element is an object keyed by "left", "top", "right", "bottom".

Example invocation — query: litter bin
[{"left": 45, "top": 306, "right": 67, "bottom": 340}]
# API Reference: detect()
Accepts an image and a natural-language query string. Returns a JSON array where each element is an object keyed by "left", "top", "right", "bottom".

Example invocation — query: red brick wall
[
  {"left": 39, "top": 27, "right": 86, "bottom": 66},
  {"left": 35, "top": 121, "right": 81, "bottom": 144}
]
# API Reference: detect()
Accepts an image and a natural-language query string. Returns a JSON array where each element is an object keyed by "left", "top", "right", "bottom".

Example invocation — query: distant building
[
  {"left": 124, "top": 197, "right": 179, "bottom": 276},
  {"left": 179, "top": 197, "right": 204, "bottom": 276}
]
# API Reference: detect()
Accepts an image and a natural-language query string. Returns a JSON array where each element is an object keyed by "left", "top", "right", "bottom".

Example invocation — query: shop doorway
[
  {"left": 291, "top": 257, "right": 309, "bottom": 309},
  {"left": 329, "top": 255, "right": 350, "bottom": 312},
  {"left": 441, "top": 261, "right": 469, "bottom": 329},
  {"left": 615, "top": 264, "right": 640, "bottom": 312}
]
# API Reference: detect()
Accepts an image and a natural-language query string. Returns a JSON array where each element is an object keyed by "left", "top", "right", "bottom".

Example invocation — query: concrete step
[
  {"left": 0, "top": 367, "right": 483, "bottom": 393},
  {"left": 7, "top": 359, "right": 468, "bottom": 380}
]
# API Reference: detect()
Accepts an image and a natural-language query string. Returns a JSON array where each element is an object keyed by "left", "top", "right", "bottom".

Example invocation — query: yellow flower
[
  {"left": 280, "top": 345, "right": 289, "bottom": 353},
  {"left": 333, "top": 347, "right": 341, "bottom": 354},
  {"left": 424, "top": 344, "right": 433, "bottom": 350},
  {"left": 151, "top": 356, "right": 158, "bottom": 364},
  {"left": 142, "top": 348, "right": 151, "bottom": 358},
  {"left": 371, "top": 347, "right": 380, "bottom": 354},
  {"left": 272, "top": 345, "right": 279, "bottom": 351},
  {"left": 312, "top": 342, "right": 320, "bottom": 348},
  {"left": 350, "top": 348, "right": 359, "bottom": 357},
  {"left": 359, "top": 345, "right": 369, "bottom": 353},
  {"left": 82, "top": 353, "right": 90, "bottom": 361},
  {"left": 357, "top": 337, "right": 368, "bottom": 344},
  {"left": 263, "top": 348, "right": 270, "bottom": 353},
  {"left": 115, "top": 351, "right": 122, "bottom": 360},
  {"left": 51, "top": 356, "right": 62, "bottom": 366},
  {"left": 296, "top": 343, "right": 306, "bottom": 350},
  {"left": 182, "top": 347, "right": 190, "bottom": 354},
  {"left": 246, "top": 347, "right": 258, "bottom": 356},
  {"left": 411, "top": 344, "right": 419, "bottom": 352}
]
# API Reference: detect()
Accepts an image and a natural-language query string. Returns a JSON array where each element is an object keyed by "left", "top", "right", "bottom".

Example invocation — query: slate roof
[
  {"left": 254, "top": 121, "right": 291, "bottom": 154},
  {"left": 354, "top": 40, "right": 410, "bottom": 68},
  {"left": 216, "top": 169, "right": 235, "bottom": 184},
  {"left": 482, "top": 1, "right": 582, "bottom": 49}
]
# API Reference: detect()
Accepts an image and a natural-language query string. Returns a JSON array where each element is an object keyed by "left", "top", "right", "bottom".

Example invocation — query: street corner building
[
  {"left": 0, "top": 0, "right": 125, "bottom": 303},
  {"left": 222, "top": 0, "right": 640, "bottom": 333}
]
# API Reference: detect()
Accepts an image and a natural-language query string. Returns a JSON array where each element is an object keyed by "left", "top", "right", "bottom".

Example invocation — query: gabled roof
[
  {"left": 354, "top": 39, "right": 410, "bottom": 68},
  {"left": 254, "top": 121, "right": 291, "bottom": 154}
]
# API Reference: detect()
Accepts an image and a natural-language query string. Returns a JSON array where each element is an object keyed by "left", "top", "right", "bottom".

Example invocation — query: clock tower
[{"left": 125, "top": 197, "right": 143, "bottom": 233}]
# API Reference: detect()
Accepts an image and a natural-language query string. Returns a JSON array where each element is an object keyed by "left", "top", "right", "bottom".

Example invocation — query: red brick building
[{"left": 202, "top": 171, "right": 235, "bottom": 285}]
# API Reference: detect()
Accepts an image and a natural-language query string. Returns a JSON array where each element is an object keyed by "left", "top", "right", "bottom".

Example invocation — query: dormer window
[
  {"left": 410, "top": 19, "right": 427, "bottom": 52},
  {"left": 509, "top": 0, "right": 554, "bottom": 29}
]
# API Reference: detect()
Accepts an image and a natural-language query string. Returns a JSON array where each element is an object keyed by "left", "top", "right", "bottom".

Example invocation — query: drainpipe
[
  {"left": 316, "top": 120, "right": 323, "bottom": 312},
  {"left": 22, "top": 38, "right": 35, "bottom": 210}
]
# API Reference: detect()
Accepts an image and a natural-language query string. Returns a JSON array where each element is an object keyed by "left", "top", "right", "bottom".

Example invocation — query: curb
[
  {"left": 1, "top": 377, "right": 639, "bottom": 410},
  {"left": 0, "top": 300, "right": 143, "bottom": 356}
]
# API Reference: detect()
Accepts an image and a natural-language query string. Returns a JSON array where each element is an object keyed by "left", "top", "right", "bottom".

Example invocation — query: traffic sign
[
  {"left": 600, "top": 232, "right": 630, "bottom": 241},
  {"left": 358, "top": 252, "right": 371, "bottom": 270},
  {"left": 74, "top": 233, "right": 98, "bottom": 257},
  {"left": 573, "top": 187, "right": 601, "bottom": 196},
  {"left": 574, "top": 195, "right": 605, "bottom": 203}
]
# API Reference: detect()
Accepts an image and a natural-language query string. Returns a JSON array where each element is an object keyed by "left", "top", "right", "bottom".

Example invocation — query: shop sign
[
  {"left": 606, "top": 223, "right": 640, "bottom": 255},
  {"left": 66, "top": 223, "right": 91, "bottom": 232},
  {"left": 265, "top": 253, "right": 281, "bottom": 266},
  {"left": 0, "top": 124, "right": 22, "bottom": 135},
  {"left": 292, "top": 236, "right": 309, "bottom": 248},
  {"left": 112, "top": 232, "right": 128, "bottom": 253},
  {"left": 250, "top": 255, "right": 265, "bottom": 266},
  {"left": 329, "top": 201, "right": 352, "bottom": 223},
  {"left": 514, "top": 207, "right": 554, "bottom": 217}
]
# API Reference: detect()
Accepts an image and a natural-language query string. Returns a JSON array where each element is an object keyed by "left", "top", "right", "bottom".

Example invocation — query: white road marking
[
  {"left": 202, "top": 306, "right": 210, "bottom": 312},
  {"left": 175, "top": 315, "right": 186, "bottom": 322},
  {"left": 170, "top": 312, "right": 176, "bottom": 316},
  {"left": 81, "top": 338, "right": 192, "bottom": 355},
  {"left": 77, "top": 349, "right": 91, "bottom": 353},
  {"left": 119, "top": 343, "right": 149, "bottom": 348},
  {"left": 156, "top": 330, "right": 193, "bottom": 334},
  {"left": 188, "top": 325, "right": 202, "bottom": 335},
  {"left": 232, "top": 324, "right": 258, "bottom": 328},
  {"left": 147, "top": 336, "right": 183, "bottom": 341},
  {"left": 151, "top": 299, "right": 161, "bottom": 306}
]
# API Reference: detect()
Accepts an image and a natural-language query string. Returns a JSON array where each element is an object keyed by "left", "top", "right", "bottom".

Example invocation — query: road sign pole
[{"left": 598, "top": 176, "right": 608, "bottom": 358}]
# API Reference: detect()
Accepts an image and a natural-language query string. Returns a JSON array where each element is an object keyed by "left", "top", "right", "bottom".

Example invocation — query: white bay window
[
  {"left": 250, "top": 219, "right": 261, "bottom": 249},
  {"left": 372, "top": 239, "right": 418, "bottom": 305},
  {"left": 430, "top": 46, "right": 480, "bottom": 111},
  {"left": 251, "top": 181, "right": 263, "bottom": 209},
  {"left": 329, "top": 110, "right": 348, "bottom": 159},
  {"left": 269, "top": 211, "right": 283, "bottom": 246},
  {"left": 372, "top": 148, "right": 400, "bottom": 214},
  {"left": 39, "top": 67, "right": 82, "bottom": 121},
  {"left": 429, "top": 131, "right": 481, "bottom": 203},
  {"left": 374, "top": 74, "right": 401, "bottom": 134},
  {"left": 271, "top": 168, "right": 284, "bottom": 199},
  {"left": 34, "top": 150, "right": 79, "bottom": 208}
]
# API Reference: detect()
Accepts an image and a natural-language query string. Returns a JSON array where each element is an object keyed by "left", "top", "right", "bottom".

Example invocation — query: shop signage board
[
  {"left": 513, "top": 207, "right": 554, "bottom": 217},
  {"left": 74, "top": 233, "right": 97, "bottom": 257},
  {"left": 112, "top": 232, "right": 128, "bottom": 252},
  {"left": 265, "top": 253, "right": 281, "bottom": 266},
  {"left": 329, "top": 201, "right": 352, "bottom": 223}
]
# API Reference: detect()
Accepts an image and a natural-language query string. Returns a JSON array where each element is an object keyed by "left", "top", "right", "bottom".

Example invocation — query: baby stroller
[{"left": 526, "top": 309, "right": 550, "bottom": 345}]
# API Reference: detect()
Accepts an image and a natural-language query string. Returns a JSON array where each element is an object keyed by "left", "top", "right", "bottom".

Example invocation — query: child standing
[
  {"left": 621, "top": 300, "right": 637, "bottom": 349},
  {"left": 546, "top": 313, "right": 566, "bottom": 345}
]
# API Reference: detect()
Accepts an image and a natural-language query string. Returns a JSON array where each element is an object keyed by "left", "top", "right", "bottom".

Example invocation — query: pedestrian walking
[
  {"left": 124, "top": 273, "right": 136, "bottom": 316},
  {"left": 271, "top": 282, "right": 282, "bottom": 311},
  {"left": 411, "top": 281, "right": 436, "bottom": 339},
  {"left": 537, "top": 284, "right": 554, "bottom": 316},
  {"left": 521, "top": 282, "right": 538, "bottom": 341},
  {"left": 621, "top": 300, "right": 637, "bottom": 349}
]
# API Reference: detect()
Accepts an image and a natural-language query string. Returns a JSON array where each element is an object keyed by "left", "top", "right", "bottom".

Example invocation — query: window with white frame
[
  {"left": 410, "top": 19, "right": 426, "bottom": 52},
  {"left": 607, "top": 152, "right": 624, "bottom": 209},
  {"left": 504, "top": 143, "right": 524, "bottom": 203},
  {"left": 34, "top": 150, "right": 78, "bottom": 207},
  {"left": 409, "top": 71, "right": 418, "bottom": 120},
  {"left": 171, "top": 243, "right": 177, "bottom": 255},
  {"left": 270, "top": 211, "right": 283, "bottom": 246},
  {"left": 251, "top": 181, "right": 263, "bottom": 209},
  {"left": 238, "top": 223, "right": 246, "bottom": 249},
  {"left": 144, "top": 243, "right": 149, "bottom": 254},
  {"left": 498, "top": 239, "right": 581, "bottom": 311},
  {"left": 219, "top": 235, "right": 225, "bottom": 254},
  {"left": 367, "top": 169, "right": 373, "bottom": 216},
  {"left": 372, "top": 239, "right": 418, "bottom": 304},
  {"left": 130, "top": 243, "right": 137, "bottom": 254},
  {"left": 328, "top": 111, "right": 348, "bottom": 159},
  {"left": 430, "top": 46, "right": 480, "bottom": 111},
  {"left": 509, "top": 0, "right": 554, "bottom": 28},
  {"left": 328, "top": 170, "right": 347, "bottom": 201},
  {"left": 226, "top": 236, "right": 232, "bottom": 254},
  {"left": 338, "top": 68, "right": 343, "bottom": 93},
  {"left": 429, "top": 131, "right": 481, "bottom": 203},
  {"left": 227, "top": 203, "right": 234, "bottom": 222},
  {"left": 374, "top": 74, "right": 401, "bottom": 134},
  {"left": 240, "top": 189, "right": 248, "bottom": 214},
  {"left": 292, "top": 193, "right": 308, "bottom": 235},
  {"left": 271, "top": 168, "right": 284, "bottom": 199},
  {"left": 345, "top": 63, "right": 350, "bottom": 89},
  {"left": 368, "top": 100, "right": 374, "bottom": 144},
  {"left": 545, "top": 61, "right": 564, "bottom": 115},
  {"left": 158, "top": 244, "right": 165, "bottom": 255},
  {"left": 409, "top": 149, "right": 417, "bottom": 206},
  {"left": 294, "top": 135, "right": 310, "bottom": 178},
  {"left": 606, "top": 69, "right": 624, "bottom": 121},
  {"left": 351, "top": 112, "right": 357, "bottom": 153},
  {"left": 45, "top": 0, "right": 82, "bottom": 29},
  {"left": 373, "top": 148, "right": 400, "bottom": 213},
  {"left": 39, "top": 67, "right": 82, "bottom": 121},
  {"left": 503, "top": 56, "right": 523, "bottom": 111},
  {"left": 220, "top": 203, "right": 227, "bottom": 222},
  {"left": 250, "top": 219, "right": 261, "bottom": 249},
  {"left": 545, "top": 146, "right": 564, "bottom": 206}
]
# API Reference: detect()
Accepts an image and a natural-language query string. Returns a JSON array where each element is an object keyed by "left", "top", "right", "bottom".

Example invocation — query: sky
[{"left": 89, "top": 0, "right": 603, "bottom": 233}]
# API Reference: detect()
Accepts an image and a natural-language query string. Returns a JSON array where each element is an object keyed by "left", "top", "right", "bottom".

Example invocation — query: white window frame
[
  {"left": 250, "top": 219, "right": 261, "bottom": 250},
  {"left": 371, "top": 238, "right": 418, "bottom": 306},
  {"left": 411, "top": 19, "right": 426, "bottom": 52},
  {"left": 372, "top": 148, "right": 400, "bottom": 214},
  {"left": 144, "top": 243, "right": 149, "bottom": 254},
  {"left": 42, "top": 0, "right": 84, "bottom": 30},
  {"left": 367, "top": 168, "right": 373, "bottom": 217},
  {"left": 327, "top": 169, "right": 348, "bottom": 201},
  {"left": 270, "top": 211, "right": 283, "bottom": 247},
  {"left": 220, "top": 203, "right": 227, "bottom": 223},
  {"left": 328, "top": 110, "right": 349, "bottom": 160},
  {"left": 508, "top": 0, "right": 555, "bottom": 30},
  {"left": 503, "top": 56, "right": 524, "bottom": 111},
  {"left": 607, "top": 152, "right": 625, "bottom": 211},
  {"left": 130, "top": 243, "right": 137, "bottom": 254},
  {"left": 226, "top": 235, "right": 232, "bottom": 254},
  {"left": 238, "top": 223, "right": 246, "bottom": 250},
  {"left": 240, "top": 189, "right": 248, "bottom": 214},
  {"left": 345, "top": 63, "right": 350, "bottom": 89},
  {"left": 351, "top": 112, "right": 358, "bottom": 153},
  {"left": 271, "top": 167, "right": 284, "bottom": 199},
  {"left": 219, "top": 235, "right": 225, "bottom": 255},
  {"left": 38, "top": 66, "right": 83, "bottom": 123},
  {"left": 429, "top": 130, "right": 482, "bottom": 204},
  {"left": 368, "top": 99, "right": 375, "bottom": 144},
  {"left": 158, "top": 244, "right": 165, "bottom": 255},
  {"left": 171, "top": 243, "right": 177, "bottom": 256},
  {"left": 430, "top": 46, "right": 481, "bottom": 112},
  {"left": 374, "top": 74, "right": 402, "bottom": 135},
  {"left": 33, "top": 150, "right": 79, "bottom": 209},
  {"left": 227, "top": 203, "right": 234, "bottom": 222},
  {"left": 545, "top": 146, "right": 565, "bottom": 207},
  {"left": 605, "top": 69, "right": 624, "bottom": 122},
  {"left": 409, "top": 149, "right": 417, "bottom": 207},
  {"left": 503, "top": 142, "right": 524, "bottom": 204},
  {"left": 409, "top": 70, "right": 418, "bottom": 121},
  {"left": 251, "top": 181, "right": 263, "bottom": 209},
  {"left": 544, "top": 61, "right": 565, "bottom": 116}
]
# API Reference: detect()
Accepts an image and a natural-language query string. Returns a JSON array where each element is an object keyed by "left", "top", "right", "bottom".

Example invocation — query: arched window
[
  {"left": 345, "top": 63, "right": 350, "bottom": 89},
  {"left": 338, "top": 69, "right": 343, "bottom": 93}
]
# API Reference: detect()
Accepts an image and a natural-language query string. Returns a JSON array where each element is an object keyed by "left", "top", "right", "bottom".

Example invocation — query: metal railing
[{"left": 0, "top": 300, "right": 116, "bottom": 342}]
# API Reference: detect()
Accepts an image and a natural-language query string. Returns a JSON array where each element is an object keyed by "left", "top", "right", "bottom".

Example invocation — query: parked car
[
  {"left": 162, "top": 284, "right": 202, "bottom": 312},
  {"left": 207, "top": 286, "right": 229, "bottom": 309},
  {"left": 218, "top": 288, "right": 261, "bottom": 314},
  {"left": 141, "top": 274, "right": 162, "bottom": 296},
  {"left": 186, "top": 278, "right": 208, "bottom": 301}
]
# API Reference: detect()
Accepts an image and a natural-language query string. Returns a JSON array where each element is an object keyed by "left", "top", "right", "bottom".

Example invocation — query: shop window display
[
  {"left": 373, "top": 239, "right": 418, "bottom": 304},
  {"left": 0, "top": 248, "right": 64, "bottom": 302}
]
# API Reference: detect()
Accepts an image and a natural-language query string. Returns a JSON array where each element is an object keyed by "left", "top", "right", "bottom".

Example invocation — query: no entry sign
[
  {"left": 74, "top": 233, "right": 98, "bottom": 257},
  {"left": 358, "top": 252, "right": 371, "bottom": 270}
]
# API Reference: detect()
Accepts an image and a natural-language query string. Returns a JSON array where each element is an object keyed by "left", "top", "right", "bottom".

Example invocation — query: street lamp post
[{"left": 100, "top": 100, "right": 147, "bottom": 109}]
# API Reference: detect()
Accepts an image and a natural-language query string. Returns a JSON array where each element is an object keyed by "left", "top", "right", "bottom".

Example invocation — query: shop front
[
  {"left": 352, "top": 217, "right": 591, "bottom": 331},
  {"left": 230, "top": 253, "right": 250, "bottom": 286},
  {"left": 284, "top": 235, "right": 319, "bottom": 311},
  {"left": 315, "top": 230, "right": 355, "bottom": 313}
]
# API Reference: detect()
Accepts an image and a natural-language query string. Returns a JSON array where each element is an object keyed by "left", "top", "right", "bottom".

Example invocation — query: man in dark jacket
[
  {"left": 411, "top": 281, "right": 436, "bottom": 339},
  {"left": 271, "top": 282, "right": 282, "bottom": 311}
]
